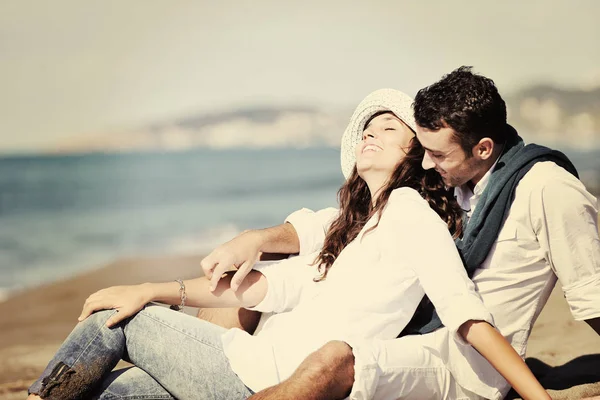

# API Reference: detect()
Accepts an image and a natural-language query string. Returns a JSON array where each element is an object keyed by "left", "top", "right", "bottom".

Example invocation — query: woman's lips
[{"left": 362, "top": 144, "right": 382, "bottom": 153}]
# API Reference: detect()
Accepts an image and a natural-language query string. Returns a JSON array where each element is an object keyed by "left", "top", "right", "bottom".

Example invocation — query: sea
[
  {"left": 0, "top": 146, "right": 599, "bottom": 300},
  {"left": 0, "top": 148, "right": 343, "bottom": 299}
]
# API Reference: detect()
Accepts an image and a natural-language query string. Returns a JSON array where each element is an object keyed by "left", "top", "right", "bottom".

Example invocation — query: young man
[{"left": 200, "top": 67, "right": 600, "bottom": 399}]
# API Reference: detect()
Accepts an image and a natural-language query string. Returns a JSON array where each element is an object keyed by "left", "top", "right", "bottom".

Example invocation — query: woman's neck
[{"left": 364, "top": 173, "right": 389, "bottom": 207}]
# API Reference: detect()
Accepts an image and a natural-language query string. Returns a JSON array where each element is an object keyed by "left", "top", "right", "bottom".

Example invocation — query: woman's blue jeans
[{"left": 28, "top": 304, "right": 254, "bottom": 399}]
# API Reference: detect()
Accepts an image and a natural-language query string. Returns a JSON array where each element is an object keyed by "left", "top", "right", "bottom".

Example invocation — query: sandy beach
[{"left": 1, "top": 254, "right": 599, "bottom": 400}]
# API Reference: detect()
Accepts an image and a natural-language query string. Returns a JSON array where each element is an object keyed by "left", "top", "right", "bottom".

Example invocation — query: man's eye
[{"left": 384, "top": 127, "right": 396, "bottom": 131}]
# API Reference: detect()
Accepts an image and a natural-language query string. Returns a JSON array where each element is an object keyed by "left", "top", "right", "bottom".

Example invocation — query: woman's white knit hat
[{"left": 340, "top": 88, "right": 417, "bottom": 179}]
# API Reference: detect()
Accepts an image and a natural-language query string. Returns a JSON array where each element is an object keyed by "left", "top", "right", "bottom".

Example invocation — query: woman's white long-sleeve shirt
[{"left": 221, "top": 187, "right": 493, "bottom": 392}]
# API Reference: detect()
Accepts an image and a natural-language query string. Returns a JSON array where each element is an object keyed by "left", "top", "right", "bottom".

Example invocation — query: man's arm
[
  {"left": 530, "top": 165, "right": 600, "bottom": 330},
  {"left": 198, "top": 207, "right": 338, "bottom": 331},
  {"left": 196, "top": 224, "right": 298, "bottom": 331},
  {"left": 202, "top": 206, "right": 338, "bottom": 292},
  {"left": 201, "top": 223, "right": 300, "bottom": 292}
]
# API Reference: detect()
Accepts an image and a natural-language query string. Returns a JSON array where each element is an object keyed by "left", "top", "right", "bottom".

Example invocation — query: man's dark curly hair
[{"left": 413, "top": 66, "right": 510, "bottom": 157}]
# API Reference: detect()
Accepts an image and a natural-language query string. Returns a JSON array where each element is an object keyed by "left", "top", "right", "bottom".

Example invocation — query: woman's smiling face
[{"left": 355, "top": 112, "right": 415, "bottom": 180}]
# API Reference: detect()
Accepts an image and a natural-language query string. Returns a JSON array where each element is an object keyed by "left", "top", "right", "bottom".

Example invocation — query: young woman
[{"left": 28, "top": 90, "right": 549, "bottom": 400}]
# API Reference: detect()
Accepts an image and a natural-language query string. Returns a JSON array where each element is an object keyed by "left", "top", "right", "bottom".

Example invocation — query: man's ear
[{"left": 472, "top": 138, "right": 494, "bottom": 160}]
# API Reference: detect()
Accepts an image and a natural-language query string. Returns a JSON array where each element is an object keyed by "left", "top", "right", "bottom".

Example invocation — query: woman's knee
[{"left": 77, "top": 309, "right": 117, "bottom": 329}]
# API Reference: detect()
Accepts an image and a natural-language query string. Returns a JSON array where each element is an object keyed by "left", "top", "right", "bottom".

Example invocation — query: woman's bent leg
[
  {"left": 30, "top": 305, "right": 252, "bottom": 400},
  {"left": 91, "top": 366, "right": 173, "bottom": 400},
  {"left": 29, "top": 310, "right": 124, "bottom": 399},
  {"left": 121, "top": 305, "right": 253, "bottom": 400}
]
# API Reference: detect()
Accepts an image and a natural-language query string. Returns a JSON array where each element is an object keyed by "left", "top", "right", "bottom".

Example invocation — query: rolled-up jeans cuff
[
  {"left": 346, "top": 340, "right": 380, "bottom": 400},
  {"left": 27, "top": 309, "right": 119, "bottom": 398},
  {"left": 28, "top": 381, "right": 42, "bottom": 396}
]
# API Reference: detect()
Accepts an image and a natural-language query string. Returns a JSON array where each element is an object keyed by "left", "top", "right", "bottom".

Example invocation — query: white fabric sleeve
[
  {"left": 285, "top": 207, "right": 339, "bottom": 255},
  {"left": 246, "top": 254, "right": 320, "bottom": 313},
  {"left": 530, "top": 164, "right": 600, "bottom": 321},
  {"left": 379, "top": 188, "right": 493, "bottom": 342}
]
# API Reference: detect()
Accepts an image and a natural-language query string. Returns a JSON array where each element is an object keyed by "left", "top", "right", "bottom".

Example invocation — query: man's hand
[
  {"left": 78, "top": 284, "right": 154, "bottom": 327},
  {"left": 201, "top": 230, "right": 263, "bottom": 292}
]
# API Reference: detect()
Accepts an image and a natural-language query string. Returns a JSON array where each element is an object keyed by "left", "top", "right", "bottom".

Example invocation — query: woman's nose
[{"left": 362, "top": 130, "right": 375, "bottom": 141}]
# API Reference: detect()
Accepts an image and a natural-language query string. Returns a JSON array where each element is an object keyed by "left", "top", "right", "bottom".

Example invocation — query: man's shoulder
[
  {"left": 514, "top": 161, "right": 597, "bottom": 216},
  {"left": 517, "top": 161, "right": 583, "bottom": 194}
]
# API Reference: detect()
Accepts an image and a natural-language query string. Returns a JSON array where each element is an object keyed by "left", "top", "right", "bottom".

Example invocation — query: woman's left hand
[{"left": 78, "top": 284, "right": 154, "bottom": 327}]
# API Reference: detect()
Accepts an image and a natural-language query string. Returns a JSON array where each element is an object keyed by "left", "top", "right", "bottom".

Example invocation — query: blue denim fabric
[
  {"left": 94, "top": 367, "right": 173, "bottom": 399},
  {"left": 29, "top": 305, "right": 253, "bottom": 400}
]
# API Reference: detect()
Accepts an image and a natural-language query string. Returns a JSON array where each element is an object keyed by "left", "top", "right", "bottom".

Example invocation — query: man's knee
[
  {"left": 303, "top": 340, "right": 355, "bottom": 384},
  {"left": 285, "top": 340, "right": 354, "bottom": 399},
  {"left": 318, "top": 340, "right": 354, "bottom": 369}
]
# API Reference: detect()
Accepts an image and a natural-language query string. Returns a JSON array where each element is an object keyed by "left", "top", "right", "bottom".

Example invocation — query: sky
[{"left": 1, "top": 0, "right": 599, "bottom": 152}]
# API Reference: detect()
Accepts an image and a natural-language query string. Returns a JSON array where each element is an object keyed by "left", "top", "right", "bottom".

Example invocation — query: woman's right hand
[{"left": 78, "top": 284, "right": 154, "bottom": 328}]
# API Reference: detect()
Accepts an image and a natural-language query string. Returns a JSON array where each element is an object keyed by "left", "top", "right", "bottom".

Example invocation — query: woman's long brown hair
[{"left": 313, "top": 138, "right": 463, "bottom": 280}]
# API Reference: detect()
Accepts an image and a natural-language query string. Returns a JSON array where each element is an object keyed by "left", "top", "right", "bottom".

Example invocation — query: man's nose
[{"left": 422, "top": 151, "right": 436, "bottom": 170}]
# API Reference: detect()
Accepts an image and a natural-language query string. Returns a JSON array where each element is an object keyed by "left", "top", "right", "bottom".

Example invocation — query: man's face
[{"left": 416, "top": 125, "right": 483, "bottom": 188}]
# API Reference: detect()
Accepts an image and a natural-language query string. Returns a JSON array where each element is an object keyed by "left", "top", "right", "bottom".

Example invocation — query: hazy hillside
[
  {"left": 51, "top": 85, "right": 600, "bottom": 154},
  {"left": 52, "top": 106, "right": 350, "bottom": 153},
  {"left": 507, "top": 86, "right": 600, "bottom": 149}
]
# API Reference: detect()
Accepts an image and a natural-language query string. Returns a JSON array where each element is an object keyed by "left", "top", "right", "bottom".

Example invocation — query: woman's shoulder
[
  {"left": 388, "top": 187, "right": 428, "bottom": 207},
  {"left": 385, "top": 187, "right": 444, "bottom": 225}
]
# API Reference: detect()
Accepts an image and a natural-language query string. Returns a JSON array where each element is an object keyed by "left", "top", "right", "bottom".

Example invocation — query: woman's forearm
[
  {"left": 459, "top": 320, "right": 550, "bottom": 400},
  {"left": 146, "top": 270, "right": 268, "bottom": 309}
]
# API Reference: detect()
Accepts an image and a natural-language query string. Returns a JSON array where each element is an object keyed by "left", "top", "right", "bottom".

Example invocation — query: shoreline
[{"left": 1, "top": 254, "right": 599, "bottom": 399}]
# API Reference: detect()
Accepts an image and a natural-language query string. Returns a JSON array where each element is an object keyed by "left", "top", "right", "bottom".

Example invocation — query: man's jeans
[{"left": 29, "top": 305, "right": 253, "bottom": 399}]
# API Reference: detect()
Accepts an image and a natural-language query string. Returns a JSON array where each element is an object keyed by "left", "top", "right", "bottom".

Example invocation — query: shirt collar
[{"left": 454, "top": 156, "right": 501, "bottom": 209}]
